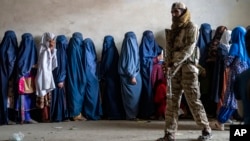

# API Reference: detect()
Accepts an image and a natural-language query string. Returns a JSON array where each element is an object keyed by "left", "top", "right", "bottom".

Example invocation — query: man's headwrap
[{"left": 171, "top": 2, "right": 186, "bottom": 11}]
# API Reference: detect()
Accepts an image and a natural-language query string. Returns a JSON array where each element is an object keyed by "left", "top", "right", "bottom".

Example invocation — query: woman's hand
[
  {"left": 131, "top": 77, "right": 137, "bottom": 85},
  {"left": 58, "top": 82, "right": 64, "bottom": 88}
]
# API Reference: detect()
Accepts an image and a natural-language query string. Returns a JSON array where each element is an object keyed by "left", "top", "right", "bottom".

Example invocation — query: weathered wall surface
[{"left": 0, "top": 0, "right": 249, "bottom": 59}]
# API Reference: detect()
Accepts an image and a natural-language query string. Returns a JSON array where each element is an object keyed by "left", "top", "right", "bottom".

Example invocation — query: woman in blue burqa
[
  {"left": 196, "top": 23, "right": 213, "bottom": 67},
  {"left": 100, "top": 35, "right": 125, "bottom": 120},
  {"left": 118, "top": 31, "right": 142, "bottom": 120},
  {"left": 66, "top": 32, "right": 87, "bottom": 121},
  {"left": 82, "top": 38, "right": 102, "bottom": 120},
  {"left": 138, "top": 30, "right": 161, "bottom": 119},
  {"left": 14, "top": 33, "right": 37, "bottom": 124},
  {"left": 51, "top": 35, "right": 69, "bottom": 122},
  {"left": 0, "top": 30, "right": 18, "bottom": 125},
  {"left": 223, "top": 26, "right": 250, "bottom": 111},
  {"left": 196, "top": 23, "right": 214, "bottom": 117}
]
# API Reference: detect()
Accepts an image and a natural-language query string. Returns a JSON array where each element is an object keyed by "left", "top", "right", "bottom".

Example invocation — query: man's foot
[
  {"left": 198, "top": 129, "right": 212, "bottom": 141},
  {"left": 156, "top": 132, "right": 175, "bottom": 141}
]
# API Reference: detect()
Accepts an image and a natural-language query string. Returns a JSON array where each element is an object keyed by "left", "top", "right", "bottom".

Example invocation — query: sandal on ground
[
  {"left": 73, "top": 113, "right": 87, "bottom": 121},
  {"left": 209, "top": 121, "right": 224, "bottom": 131}
]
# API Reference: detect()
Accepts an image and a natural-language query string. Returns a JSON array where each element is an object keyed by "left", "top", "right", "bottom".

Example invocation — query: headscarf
[
  {"left": 171, "top": 8, "right": 191, "bottom": 30},
  {"left": 53, "top": 35, "right": 68, "bottom": 84},
  {"left": 35, "top": 32, "right": 57, "bottom": 96},
  {"left": 0, "top": 30, "right": 18, "bottom": 77},
  {"left": 206, "top": 26, "right": 227, "bottom": 62},
  {"left": 100, "top": 35, "right": 119, "bottom": 78},
  {"left": 229, "top": 26, "right": 250, "bottom": 66},
  {"left": 17, "top": 33, "right": 37, "bottom": 78},
  {"left": 118, "top": 31, "right": 140, "bottom": 77},
  {"left": 169, "top": 5, "right": 191, "bottom": 48},
  {"left": 38, "top": 32, "right": 57, "bottom": 70},
  {"left": 220, "top": 29, "right": 232, "bottom": 52}
]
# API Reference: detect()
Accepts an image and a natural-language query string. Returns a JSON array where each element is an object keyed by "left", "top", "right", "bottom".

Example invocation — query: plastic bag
[{"left": 9, "top": 132, "right": 24, "bottom": 141}]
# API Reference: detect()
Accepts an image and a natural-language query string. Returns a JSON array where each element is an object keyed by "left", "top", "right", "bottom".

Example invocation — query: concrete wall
[{"left": 0, "top": 0, "right": 249, "bottom": 59}]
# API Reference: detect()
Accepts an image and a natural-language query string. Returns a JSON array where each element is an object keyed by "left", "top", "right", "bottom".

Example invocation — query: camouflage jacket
[{"left": 165, "top": 21, "right": 199, "bottom": 67}]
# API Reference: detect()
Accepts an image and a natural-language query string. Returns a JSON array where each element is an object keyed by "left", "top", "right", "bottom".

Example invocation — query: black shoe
[
  {"left": 198, "top": 129, "right": 212, "bottom": 141},
  {"left": 156, "top": 132, "right": 175, "bottom": 141}
]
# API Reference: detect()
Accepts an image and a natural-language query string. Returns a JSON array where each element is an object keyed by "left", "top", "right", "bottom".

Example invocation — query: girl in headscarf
[
  {"left": 51, "top": 35, "right": 69, "bottom": 122},
  {"left": 14, "top": 33, "right": 38, "bottom": 124},
  {"left": 66, "top": 32, "right": 86, "bottom": 121},
  {"left": 151, "top": 49, "right": 167, "bottom": 120},
  {"left": 35, "top": 32, "right": 57, "bottom": 122},
  {"left": 138, "top": 30, "right": 161, "bottom": 119},
  {"left": 0, "top": 30, "right": 18, "bottom": 125},
  {"left": 100, "top": 35, "right": 125, "bottom": 120},
  {"left": 118, "top": 31, "right": 142, "bottom": 120},
  {"left": 82, "top": 38, "right": 102, "bottom": 120}
]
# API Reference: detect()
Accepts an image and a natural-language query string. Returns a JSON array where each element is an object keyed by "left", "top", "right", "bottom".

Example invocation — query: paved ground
[{"left": 0, "top": 119, "right": 231, "bottom": 141}]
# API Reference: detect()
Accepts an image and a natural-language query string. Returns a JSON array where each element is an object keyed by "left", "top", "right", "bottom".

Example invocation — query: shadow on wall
[{"left": 155, "top": 29, "right": 166, "bottom": 49}]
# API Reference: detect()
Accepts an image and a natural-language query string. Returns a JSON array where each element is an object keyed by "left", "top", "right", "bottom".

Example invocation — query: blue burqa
[
  {"left": 82, "top": 38, "right": 102, "bottom": 120},
  {"left": 14, "top": 33, "right": 37, "bottom": 123},
  {"left": 51, "top": 35, "right": 68, "bottom": 122},
  {"left": 0, "top": 30, "right": 17, "bottom": 125},
  {"left": 118, "top": 31, "right": 142, "bottom": 119},
  {"left": 196, "top": 23, "right": 212, "bottom": 67},
  {"left": 100, "top": 35, "right": 125, "bottom": 119},
  {"left": 138, "top": 30, "right": 160, "bottom": 119},
  {"left": 66, "top": 32, "right": 86, "bottom": 118}
]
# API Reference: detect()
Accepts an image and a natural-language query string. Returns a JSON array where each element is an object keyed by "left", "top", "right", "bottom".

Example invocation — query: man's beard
[{"left": 172, "top": 16, "right": 179, "bottom": 23}]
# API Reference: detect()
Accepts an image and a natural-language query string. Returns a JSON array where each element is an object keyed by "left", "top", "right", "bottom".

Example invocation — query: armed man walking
[{"left": 156, "top": 2, "right": 212, "bottom": 141}]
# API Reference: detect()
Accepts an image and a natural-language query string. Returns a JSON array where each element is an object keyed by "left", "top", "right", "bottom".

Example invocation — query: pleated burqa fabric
[
  {"left": 138, "top": 30, "right": 161, "bottom": 119},
  {"left": 82, "top": 38, "right": 102, "bottom": 120},
  {"left": 51, "top": 35, "right": 68, "bottom": 122},
  {"left": 118, "top": 31, "right": 142, "bottom": 120},
  {"left": 196, "top": 23, "right": 212, "bottom": 67},
  {"left": 14, "top": 33, "right": 37, "bottom": 123},
  {"left": 0, "top": 30, "right": 18, "bottom": 125},
  {"left": 66, "top": 32, "right": 86, "bottom": 118},
  {"left": 100, "top": 35, "right": 125, "bottom": 120}
]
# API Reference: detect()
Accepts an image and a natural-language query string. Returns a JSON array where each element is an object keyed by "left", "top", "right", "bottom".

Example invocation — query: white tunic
[{"left": 35, "top": 32, "right": 57, "bottom": 96}]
